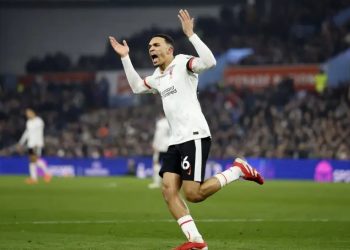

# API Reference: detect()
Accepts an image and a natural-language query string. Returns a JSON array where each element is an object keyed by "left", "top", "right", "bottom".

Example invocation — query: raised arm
[
  {"left": 178, "top": 9, "right": 216, "bottom": 73},
  {"left": 109, "top": 36, "right": 151, "bottom": 94}
]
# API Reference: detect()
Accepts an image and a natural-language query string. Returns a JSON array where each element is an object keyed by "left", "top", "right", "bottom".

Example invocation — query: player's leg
[
  {"left": 163, "top": 173, "right": 207, "bottom": 249},
  {"left": 181, "top": 138, "right": 264, "bottom": 202},
  {"left": 162, "top": 172, "right": 188, "bottom": 218},
  {"left": 33, "top": 147, "right": 52, "bottom": 182},
  {"left": 215, "top": 157, "right": 264, "bottom": 187},
  {"left": 182, "top": 162, "right": 264, "bottom": 202},
  {"left": 160, "top": 146, "right": 207, "bottom": 249},
  {"left": 26, "top": 148, "right": 38, "bottom": 184},
  {"left": 180, "top": 137, "right": 213, "bottom": 202},
  {"left": 149, "top": 151, "right": 161, "bottom": 188},
  {"left": 160, "top": 146, "right": 189, "bottom": 218}
]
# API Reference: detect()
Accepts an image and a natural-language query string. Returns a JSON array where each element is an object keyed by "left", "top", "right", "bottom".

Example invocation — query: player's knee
[
  {"left": 184, "top": 190, "right": 205, "bottom": 203},
  {"left": 161, "top": 183, "right": 177, "bottom": 204}
]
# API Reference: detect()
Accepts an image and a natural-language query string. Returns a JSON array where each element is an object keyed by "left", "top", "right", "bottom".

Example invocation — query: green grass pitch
[{"left": 0, "top": 176, "right": 349, "bottom": 250}]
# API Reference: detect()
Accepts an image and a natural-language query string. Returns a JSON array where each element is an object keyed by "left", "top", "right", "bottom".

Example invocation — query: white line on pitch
[{"left": 1, "top": 218, "right": 349, "bottom": 225}]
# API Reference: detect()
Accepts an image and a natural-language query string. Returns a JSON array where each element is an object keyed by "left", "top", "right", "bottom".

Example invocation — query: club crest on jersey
[
  {"left": 161, "top": 86, "right": 177, "bottom": 98},
  {"left": 165, "top": 65, "right": 175, "bottom": 79}
]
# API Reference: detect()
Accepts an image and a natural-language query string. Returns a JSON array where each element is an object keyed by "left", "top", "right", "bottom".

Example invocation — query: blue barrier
[
  {"left": 0, "top": 157, "right": 349, "bottom": 182},
  {"left": 0, "top": 157, "right": 132, "bottom": 176}
]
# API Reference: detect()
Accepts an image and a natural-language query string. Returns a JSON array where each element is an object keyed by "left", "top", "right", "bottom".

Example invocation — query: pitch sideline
[{"left": 1, "top": 218, "right": 347, "bottom": 225}]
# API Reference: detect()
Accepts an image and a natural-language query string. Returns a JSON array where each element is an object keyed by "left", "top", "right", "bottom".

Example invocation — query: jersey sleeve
[
  {"left": 143, "top": 76, "right": 158, "bottom": 94},
  {"left": 187, "top": 34, "right": 216, "bottom": 74},
  {"left": 186, "top": 57, "right": 196, "bottom": 73},
  {"left": 121, "top": 55, "right": 154, "bottom": 94}
]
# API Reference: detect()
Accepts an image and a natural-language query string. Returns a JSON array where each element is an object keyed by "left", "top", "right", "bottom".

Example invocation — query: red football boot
[
  {"left": 172, "top": 241, "right": 208, "bottom": 250},
  {"left": 233, "top": 158, "right": 264, "bottom": 185},
  {"left": 44, "top": 174, "right": 52, "bottom": 183}
]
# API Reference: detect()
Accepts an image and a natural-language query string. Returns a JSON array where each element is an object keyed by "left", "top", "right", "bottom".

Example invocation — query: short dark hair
[{"left": 152, "top": 33, "right": 175, "bottom": 48}]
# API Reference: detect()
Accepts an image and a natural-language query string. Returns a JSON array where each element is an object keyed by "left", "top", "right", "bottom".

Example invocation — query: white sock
[
  {"left": 215, "top": 166, "right": 243, "bottom": 187},
  {"left": 153, "top": 163, "right": 161, "bottom": 185},
  {"left": 36, "top": 158, "right": 49, "bottom": 175},
  {"left": 177, "top": 215, "right": 203, "bottom": 243},
  {"left": 29, "top": 162, "right": 38, "bottom": 181}
]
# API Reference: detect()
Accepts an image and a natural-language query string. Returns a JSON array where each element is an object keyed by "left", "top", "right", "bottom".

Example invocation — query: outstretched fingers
[
  {"left": 108, "top": 36, "right": 129, "bottom": 57},
  {"left": 178, "top": 9, "right": 194, "bottom": 37},
  {"left": 184, "top": 9, "right": 191, "bottom": 20},
  {"left": 109, "top": 37, "right": 128, "bottom": 48},
  {"left": 178, "top": 9, "right": 190, "bottom": 22},
  {"left": 109, "top": 36, "right": 120, "bottom": 46},
  {"left": 177, "top": 13, "right": 184, "bottom": 22}
]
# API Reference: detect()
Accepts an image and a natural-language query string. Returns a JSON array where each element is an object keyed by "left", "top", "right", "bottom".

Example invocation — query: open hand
[
  {"left": 178, "top": 9, "right": 194, "bottom": 38},
  {"left": 109, "top": 36, "right": 129, "bottom": 58}
]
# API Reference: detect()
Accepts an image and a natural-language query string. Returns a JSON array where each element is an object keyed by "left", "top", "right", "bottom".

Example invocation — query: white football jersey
[
  {"left": 19, "top": 116, "right": 45, "bottom": 148},
  {"left": 144, "top": 54, "right": 211, "bottom": 145},
  {"left": 152, "top": 117, "right": 170, "bottom": 152}
]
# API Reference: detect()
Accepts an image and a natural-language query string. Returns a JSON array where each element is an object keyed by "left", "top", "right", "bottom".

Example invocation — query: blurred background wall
[
  {"left": 0, "top": 0, "right": 349, "bottom": 180},
  {"left": 0, "top": 5, "right": 221, "bottom": 74}
]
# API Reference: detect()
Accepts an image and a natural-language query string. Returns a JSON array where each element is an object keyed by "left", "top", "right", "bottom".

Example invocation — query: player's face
[
  {"left": 25, "top": 109, "right": 35, "bottom": 119},
  {"left": 148, "top": 37, "right": 173, "bottom": 69}
]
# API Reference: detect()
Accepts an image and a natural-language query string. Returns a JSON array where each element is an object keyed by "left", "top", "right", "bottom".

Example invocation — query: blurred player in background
[
  {"left": 109, "top": 9, "right": 264, "bottom": 250},
  {"left": 17, "top": 108, "right": 51, "bottom": 184},
  {"left": 149, "top": 114, "right": 170, "bottom": 189}
]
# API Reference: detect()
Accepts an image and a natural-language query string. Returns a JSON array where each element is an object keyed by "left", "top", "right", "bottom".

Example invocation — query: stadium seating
[
  {"left": 1, "top": 1, "right": 349, "bottom": 159},
  {"left": 1, "top": 77, "right": 349, "bottom": 159}
]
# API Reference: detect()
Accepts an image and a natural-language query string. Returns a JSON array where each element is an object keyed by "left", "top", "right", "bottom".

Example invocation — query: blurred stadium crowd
[
  {"left": 25, "top": 0, "right": 350, "bottom": 73},
  {"left": 1, "top": 78, "right": 349, "bottom": 159},
  {"left": 0, "top": 0, "right": 350, "bottom": 159}
]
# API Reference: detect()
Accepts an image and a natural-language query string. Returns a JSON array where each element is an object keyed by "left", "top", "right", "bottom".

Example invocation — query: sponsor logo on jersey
[{"left": 161, "top": 86, "right": 177, "bottom": 98}]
